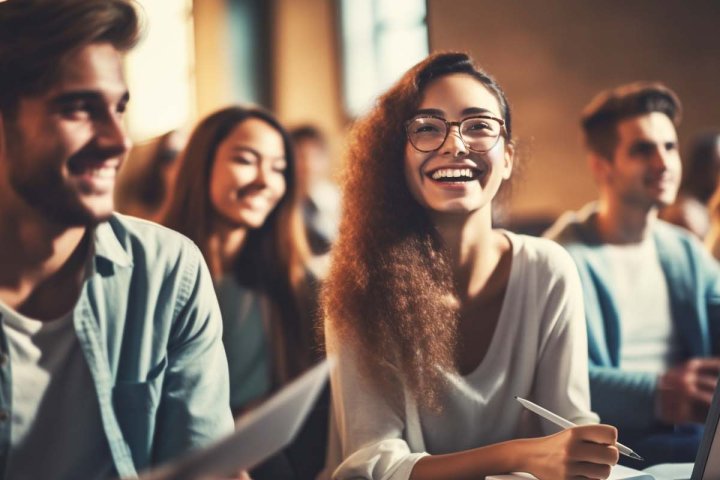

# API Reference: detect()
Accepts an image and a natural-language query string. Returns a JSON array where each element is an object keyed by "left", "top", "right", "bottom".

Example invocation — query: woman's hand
[{"left": 524, "top": 425, "right": 619, "bottom": 480}]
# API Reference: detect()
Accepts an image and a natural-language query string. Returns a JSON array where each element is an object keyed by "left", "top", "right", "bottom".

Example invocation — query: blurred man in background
[{"left": 545, "top": 82, "right": 720, "bottom": 465}]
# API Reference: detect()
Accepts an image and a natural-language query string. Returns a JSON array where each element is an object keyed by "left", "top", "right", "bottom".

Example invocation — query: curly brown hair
[{"left": 323, "top": 52, "right": 513, "bottom": 411}]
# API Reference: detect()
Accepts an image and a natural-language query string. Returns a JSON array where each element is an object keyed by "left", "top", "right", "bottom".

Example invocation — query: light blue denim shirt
[{"left": 0, "top": 214, "right": 234, "bottom": 479}]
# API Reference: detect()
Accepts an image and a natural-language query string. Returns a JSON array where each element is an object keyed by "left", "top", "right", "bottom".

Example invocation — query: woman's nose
[{"left": 440, "top": 125, "right": 468, "bottom": 157}]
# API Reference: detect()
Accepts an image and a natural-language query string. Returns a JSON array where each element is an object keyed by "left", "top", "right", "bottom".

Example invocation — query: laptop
[
  {"left": 688, "top": 375, "right": 720, "bottom": 479},
  {"left": 138, "top": 358, "right": 331, "bottom": 480},
  {"left": 649, "top": 376, "right": 720, "bottom": 479}
]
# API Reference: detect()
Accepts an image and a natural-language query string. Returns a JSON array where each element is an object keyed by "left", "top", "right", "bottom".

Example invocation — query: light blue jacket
[
  {"left": 546, "top": 204, "right": 720, "bottom": 434},
  {"left": 0, "top": 215, "right": 234, "bottom": 479}
]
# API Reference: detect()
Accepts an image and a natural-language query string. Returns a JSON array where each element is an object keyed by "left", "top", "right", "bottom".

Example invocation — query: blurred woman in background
[{"left": 164, "top": 106, "right": 326, "bottom": 479}]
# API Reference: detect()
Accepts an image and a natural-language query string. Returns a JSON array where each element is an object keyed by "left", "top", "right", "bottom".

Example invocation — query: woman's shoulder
[
  {"left": 504, "top": 233, "right": 584, "bottom": 325},
  {"left": 505, "top": 231, "right": 577, "bottom": 274}
]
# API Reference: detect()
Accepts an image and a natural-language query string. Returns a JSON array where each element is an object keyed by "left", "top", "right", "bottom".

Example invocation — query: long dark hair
[
  {"left": 165, "top": 105, "right": 314, "bottom": 384},
  {"left": 323, "top": 52, "right": 512, "bottom": 411}
]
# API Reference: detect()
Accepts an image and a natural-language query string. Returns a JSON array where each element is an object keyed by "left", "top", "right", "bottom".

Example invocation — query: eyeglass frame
[{"left": 404, "top": 114, "right": 507, "bottom": 153}]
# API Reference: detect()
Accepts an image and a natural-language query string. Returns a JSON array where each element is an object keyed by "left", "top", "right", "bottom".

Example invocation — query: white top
[
  {"left": 0, "top": 301, "right": 114, "bottom": 480},
  {"left": 322, "top": 232, "right": 599, "bottom": 480},
  {"left": 603, "top": 238, "right": 679, "bottom": 373}
]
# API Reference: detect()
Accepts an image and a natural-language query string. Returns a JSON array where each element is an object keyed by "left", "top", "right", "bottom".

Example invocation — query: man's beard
[
  {"left": 4, "top": 122, "right": 111, "bottom": 227},
  {"left": 9, "top": 169, "right": 110, "bottom": 226}
]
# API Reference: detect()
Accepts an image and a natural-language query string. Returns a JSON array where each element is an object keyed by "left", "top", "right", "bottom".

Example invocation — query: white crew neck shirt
[
  {"left": 603, "top": 237, "right": 679, "bottom": 373},
  {"left": 0, "top": 300, "right": 115, "bottom": 479}
]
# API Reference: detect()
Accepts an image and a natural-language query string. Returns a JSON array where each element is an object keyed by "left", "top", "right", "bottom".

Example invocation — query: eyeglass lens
[{"left": 407, "top": 116, "right": 502, "bottom": 152}]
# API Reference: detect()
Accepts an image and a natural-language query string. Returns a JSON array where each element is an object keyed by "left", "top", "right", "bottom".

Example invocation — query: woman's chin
[{"left": 426, "top": 198, "right": 486, "bottom": 216}]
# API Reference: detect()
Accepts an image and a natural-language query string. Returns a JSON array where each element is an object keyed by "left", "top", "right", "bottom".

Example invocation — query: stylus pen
[{"left": 515, "top": 396, "right": 644, "bottom": 461}]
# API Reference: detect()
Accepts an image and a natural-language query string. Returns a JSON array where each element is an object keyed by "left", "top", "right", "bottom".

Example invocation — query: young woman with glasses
[{"left": 321, "top": 53, "right": 619, "bottom": 479}]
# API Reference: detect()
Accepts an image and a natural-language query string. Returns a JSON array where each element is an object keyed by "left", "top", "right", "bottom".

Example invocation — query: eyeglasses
[{"left": 405, "top": 114, "right": 505, "bottom": 153}]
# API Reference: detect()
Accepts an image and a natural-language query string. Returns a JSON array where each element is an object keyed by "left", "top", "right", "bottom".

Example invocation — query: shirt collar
[{"left": 93, "top": 220, "right": 133, "bottom": 268}]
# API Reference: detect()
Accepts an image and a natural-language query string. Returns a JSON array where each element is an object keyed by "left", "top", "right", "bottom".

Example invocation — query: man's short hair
[
  {"left": 0, "top": 0, "right": 141, "bottom": 116},
  {"left": 580, "top": 82, "right": 682, "bottom": 161}
]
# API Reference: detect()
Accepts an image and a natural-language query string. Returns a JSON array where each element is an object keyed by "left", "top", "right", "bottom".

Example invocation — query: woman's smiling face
[
  {"left": 403, "top": 73, "right": 513, "bottom": 216},
  {"left": 209, "top": 118, "right": 287, "bottom": 229}
]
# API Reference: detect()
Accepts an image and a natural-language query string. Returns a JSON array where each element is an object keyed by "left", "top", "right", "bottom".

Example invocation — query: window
[
  {"left": 338, "top": 0, "right": 429, "bottom": 117},
  {"left": 125, "top": 0, "right": 195, "bottom": 141}
]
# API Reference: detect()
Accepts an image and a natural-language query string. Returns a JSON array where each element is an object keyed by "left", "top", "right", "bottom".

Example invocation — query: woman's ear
[{"left": 501, "top": 142, "right": 514, "bottom": 180}]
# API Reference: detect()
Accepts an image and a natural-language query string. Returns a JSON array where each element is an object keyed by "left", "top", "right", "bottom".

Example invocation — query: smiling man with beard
[
  {"left": 0, "top": 1, "right": 233, "bottom": 479},
  {"left": 545, "top": 82, "right": 720, "bottom": 466}
]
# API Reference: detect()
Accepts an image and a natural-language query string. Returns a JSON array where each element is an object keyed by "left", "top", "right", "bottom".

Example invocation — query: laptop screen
[{"left": 692, "top": 378, "right": 720, "bottom": 480}]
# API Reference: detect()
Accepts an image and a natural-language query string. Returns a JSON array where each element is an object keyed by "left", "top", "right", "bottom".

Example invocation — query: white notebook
[
  {"left": 487, "top": 464, "right": 655, "bottom": 480},
  {"left": 487, "top": 462, "right": 696, "bottom": 480}
]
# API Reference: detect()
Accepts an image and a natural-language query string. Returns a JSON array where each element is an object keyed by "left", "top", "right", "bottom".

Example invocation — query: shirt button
[{"left": 0, "top": 411, "right": 8, "bottom": 422}]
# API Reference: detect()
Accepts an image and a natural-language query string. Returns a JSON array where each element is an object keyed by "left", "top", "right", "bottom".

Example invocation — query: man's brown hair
[
  {"left": 581, "top": 82, "right": 682, "bottom": 161},
  {"left": 0, "top": 0, "right": 141, "bottom": 115}
]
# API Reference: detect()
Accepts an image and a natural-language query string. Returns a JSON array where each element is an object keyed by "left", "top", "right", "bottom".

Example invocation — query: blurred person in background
[
  {"left": 660, "top": 131, "right": 720, "bottom": 237},
  {"left": 290, "top": 125, "right": 341, "bottom": 257},
  {"left": 164, "top": 106, "right": 327, "bottom": 480},
  {"left": 701, "top": 135, "right": 720, "bottom": 259},
  {"left": 546, "top": 83, "right": 720, "bottom": 466},
  {"left": 115, "top": 129, "right": 186, "bottom": 222}
]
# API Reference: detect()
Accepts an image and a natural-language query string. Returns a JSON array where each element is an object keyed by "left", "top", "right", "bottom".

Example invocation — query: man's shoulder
[
  {"left": 543, "top": 212, "right": 582, "bottom": 245},
  {"left": 97, "top": 213, "right": 202, "bottom": 270},
  {"left": 651, "top": 219, "right": 713, "bottom": 266},
  {"left": 653, "top": 218, "right": 701, "bottom": 245},
  {"left": 543, "top": 204, "right": 596, "bottom": 247},
  {"left": 107, "top": 212, "right": 185, "bottom": 239},
  {"left": 541, "top": 206, "right": 613, "bottom": 276}
]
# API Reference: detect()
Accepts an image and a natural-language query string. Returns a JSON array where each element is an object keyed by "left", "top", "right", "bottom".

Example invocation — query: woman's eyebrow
[
  {"left": 231, "top": 146, "right": 261, "bottom": 156},
  {"left": 414, "top": 108, "right": 445, "bottom": 116},
  {"left": 231, "top": 146, "right": 285, "bottom": 161},
  {"left": 461, "top": 107, "right": 496, "bottom": 116}
]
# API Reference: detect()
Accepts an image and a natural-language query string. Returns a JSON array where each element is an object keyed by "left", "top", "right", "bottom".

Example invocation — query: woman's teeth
[{"left": 430, "top": 168, "right": 476, "bottom": 181}]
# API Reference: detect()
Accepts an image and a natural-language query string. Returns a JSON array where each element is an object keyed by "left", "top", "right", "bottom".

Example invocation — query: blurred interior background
[{"left": 117, "top": 0, "right": 720, "bottom": 228}]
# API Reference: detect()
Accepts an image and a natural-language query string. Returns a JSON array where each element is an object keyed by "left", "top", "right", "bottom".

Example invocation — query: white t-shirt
[
  {"left": 0, "top": 301, "right": 115, "bottom": 480},
  {"left": 323, "top": 232, "right": 598, "bottom": 480},
  {"left": 603, "top": 238, "right": 679, "bottom": 373}
]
